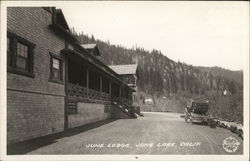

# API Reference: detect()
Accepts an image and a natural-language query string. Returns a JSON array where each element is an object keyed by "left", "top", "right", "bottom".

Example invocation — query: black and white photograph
[{"left": 0, "top": 1, "right": 249, "bottom": 161}]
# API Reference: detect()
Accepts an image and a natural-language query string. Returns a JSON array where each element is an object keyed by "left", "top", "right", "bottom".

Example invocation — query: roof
[
  {"left": 49, "top": 8, "right": 77, "bottom": 42},
  {"left": 190, "top": 99, "right": 209, "bottom": 104},
  {"left": 109, "top": 64, "right": 138, "bottom": 76},
  {"left": 55, "top": 9, "right": 69, "bottom": 30},
  {"left": 81, "top": 43, "right": 97, "bottom": 49},
  {"left": 81, "top": 43, "right": 100, "bottom": 56}
]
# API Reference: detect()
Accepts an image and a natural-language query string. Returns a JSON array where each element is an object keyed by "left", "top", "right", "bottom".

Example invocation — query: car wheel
[{"left": 209, "top": 120, "right": 216, "bottom": 128}]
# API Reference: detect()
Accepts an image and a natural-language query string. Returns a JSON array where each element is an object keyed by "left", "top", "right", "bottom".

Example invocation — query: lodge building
[
  {"left": 7, "top": 7, "right": 139, "bottom": 144},
  {"left": 109, "top": 64, "right": 140, "bottom": 106}
]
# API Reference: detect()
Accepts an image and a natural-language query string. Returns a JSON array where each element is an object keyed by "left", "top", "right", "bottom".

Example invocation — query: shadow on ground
[{"left": 7, "top": 119, "right": 117, "bottom": 155}]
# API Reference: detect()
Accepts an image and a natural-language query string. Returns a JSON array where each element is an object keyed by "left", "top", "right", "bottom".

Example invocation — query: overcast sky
[{"left": 57, "top": 1, "right": 248, "bottom": 71}]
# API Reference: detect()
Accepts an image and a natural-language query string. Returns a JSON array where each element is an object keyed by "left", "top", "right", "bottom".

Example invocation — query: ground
[{"left": 8, "top": 112, "right": 243, "bottom": 154}]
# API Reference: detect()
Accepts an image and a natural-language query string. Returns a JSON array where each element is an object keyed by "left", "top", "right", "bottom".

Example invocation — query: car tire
[{"left": 209, "top": 120, "right": 216, "bottom": 128}]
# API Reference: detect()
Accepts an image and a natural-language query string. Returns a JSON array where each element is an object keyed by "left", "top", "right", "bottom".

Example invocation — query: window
[
  {"left": 16, "top": 42, "right": 29, "bottom": 69},
  {"left": 65, "top": 41, "right": 74, "bottom": 50},
  {"left": 7, "top": 31, "right": 35, "bottom": 77},
  {"left": 52, "top": 58, "right": 60, "bottom": 79},
  {"left": 49, "top": 53, "right": 63, "bottom": 83}
]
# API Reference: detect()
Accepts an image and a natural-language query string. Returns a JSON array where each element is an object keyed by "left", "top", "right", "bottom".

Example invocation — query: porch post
[
  {"left": 64, "top": 58, "right": 68, "bottom": 129},
  {"left": 109, "top": 81, "right": 112, "bottom": 95},
  {"left": 119, "top": 86, "right": 122, "bottom": 100},
  {"left": 137, "top": 88, "right": 139, "bottom": 105},
  {"left": 121, "top": 86, "right": 124, "bottom": 103},
  {"left": 100, "top": 76, "right": 102, "bottom": 92},
  {"left": 86, "top": 69, "right": 89, "bottom": 98}
]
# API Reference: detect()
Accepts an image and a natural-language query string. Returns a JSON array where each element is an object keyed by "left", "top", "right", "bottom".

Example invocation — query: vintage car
[{"left": 184, "top": 99, "right": 216, "bottom": 128}]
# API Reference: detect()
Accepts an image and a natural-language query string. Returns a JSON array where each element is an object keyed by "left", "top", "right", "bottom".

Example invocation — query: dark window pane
[
  {"left": 52, "top": 68, "right": 60, "bottom": 79},
  {"left": 16, "top": 56, "right": 26, "bottom": 69},
  {"left": 17, "top": 42, "right": 28, "bottom": 58}
]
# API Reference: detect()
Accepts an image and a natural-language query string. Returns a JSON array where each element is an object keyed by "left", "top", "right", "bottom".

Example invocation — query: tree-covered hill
[{"left": 73, "top": 30, "right": 243, "bottom": 123}]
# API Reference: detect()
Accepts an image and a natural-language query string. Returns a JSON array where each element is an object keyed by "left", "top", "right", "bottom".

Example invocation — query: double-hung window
[
  {"left": 16, "top": 42, "right": 29, "bottom": 70},
  {"left": 7, "top": 31, "right": 35, "bottom": 77},
  {"left": 49, "top": 53, "right": 63, "bottom": 83}
]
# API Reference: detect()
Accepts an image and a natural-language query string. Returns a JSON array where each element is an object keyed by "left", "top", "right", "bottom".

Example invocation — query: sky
[{"left": 57, "top": 1, "right": 248, "bottom": 71}]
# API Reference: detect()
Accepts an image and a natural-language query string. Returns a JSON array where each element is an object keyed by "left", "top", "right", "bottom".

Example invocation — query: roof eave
[
  {"left": 55, "top": 9, "right": 70, "bottom": 30},
  {"left": 49, "top": 24, "right": 78, "bottom": 42}
]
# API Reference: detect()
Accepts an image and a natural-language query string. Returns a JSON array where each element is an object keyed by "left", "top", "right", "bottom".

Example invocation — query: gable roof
[
  {"left": 81, "top": 43, "right": 97, "bottom": 49},
  {"left": 109, "top": 64, "right": 139, "bottom": 78},
  {"left": 55, "top": 9, "right": 69, "bottom": 30},
  {"left": 49, "top": 8, "right": 78, "bottom": 42},
  {"left": 81, "top": 43, "right": 100, "bottom": 56}
]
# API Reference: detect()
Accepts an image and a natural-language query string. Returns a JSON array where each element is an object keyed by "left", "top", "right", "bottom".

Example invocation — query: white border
[{"left": 0, "top": 1, "right": 249, "bottom": 161}]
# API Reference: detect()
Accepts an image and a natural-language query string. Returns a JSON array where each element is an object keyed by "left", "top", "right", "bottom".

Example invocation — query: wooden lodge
[{"left": 7, "top": 7, "right": 138, "bottom": 144}]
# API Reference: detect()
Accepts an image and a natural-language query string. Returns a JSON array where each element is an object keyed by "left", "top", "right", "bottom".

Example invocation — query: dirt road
[{"left": 24, "top": 112, "right": 243, "bottom": 154}]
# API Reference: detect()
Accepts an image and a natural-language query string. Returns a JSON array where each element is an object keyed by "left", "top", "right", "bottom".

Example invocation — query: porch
[{"left": 62, "top": 48, "right": 135, "bottom": 128}]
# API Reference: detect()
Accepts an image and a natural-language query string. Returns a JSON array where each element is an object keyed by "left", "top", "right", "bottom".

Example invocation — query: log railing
[
  {"left": 67, "top": 83, "right": 137, "bottom": 117},
  {"left": 67, "top": 83, "right": 87, "bottom": 98},
  {"left": 88, "top": 88, "right": 111, "bottom": 102},
  {"left": 67, "top": 82, "right": 133, "bottom": 112},
  {"left": 67, "top": 83, "right": 111, "bottom": 103}
]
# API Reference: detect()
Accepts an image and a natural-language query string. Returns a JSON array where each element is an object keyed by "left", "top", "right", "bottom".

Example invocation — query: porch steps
[{"left": 112, "top": 101, "right": 137, "bottom": 119}]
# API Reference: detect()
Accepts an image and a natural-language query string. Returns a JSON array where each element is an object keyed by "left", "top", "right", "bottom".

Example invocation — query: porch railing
[
  {"left": 67, "top": 83, "right": 137, "bottom": 118},
  {"left": 67, "top": 82, "right": 133, "bottom": 111},
  {"left": 67, "top": 83, "right": 88, "bottom": 98},
  {"left": 67, "top": 83, "right": 111, "bottom": 103}
]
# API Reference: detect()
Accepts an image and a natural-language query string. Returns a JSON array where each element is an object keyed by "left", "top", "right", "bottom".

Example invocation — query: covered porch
[
  {"left": 61, "top": 48, "right": 135, "bottom": 128},
  {"left": 65, "top": 53, "right": 133, "bottom": 105}
]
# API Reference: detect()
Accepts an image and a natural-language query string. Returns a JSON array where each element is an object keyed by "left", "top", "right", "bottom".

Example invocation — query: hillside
[
  {"left": 197, "top": 66, "right": 243, "bottom": 86},
  {"left": 73, "top": 31, "right": 243, "bottom": 123}
]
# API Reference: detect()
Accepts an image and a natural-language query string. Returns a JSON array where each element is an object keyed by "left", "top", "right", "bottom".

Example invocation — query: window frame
[
  {"left": 7, "top": 31, "right": 35, "bottom": 78},
  {"left": 49, "top": 52, "right": 63, "bottom": 84}
]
